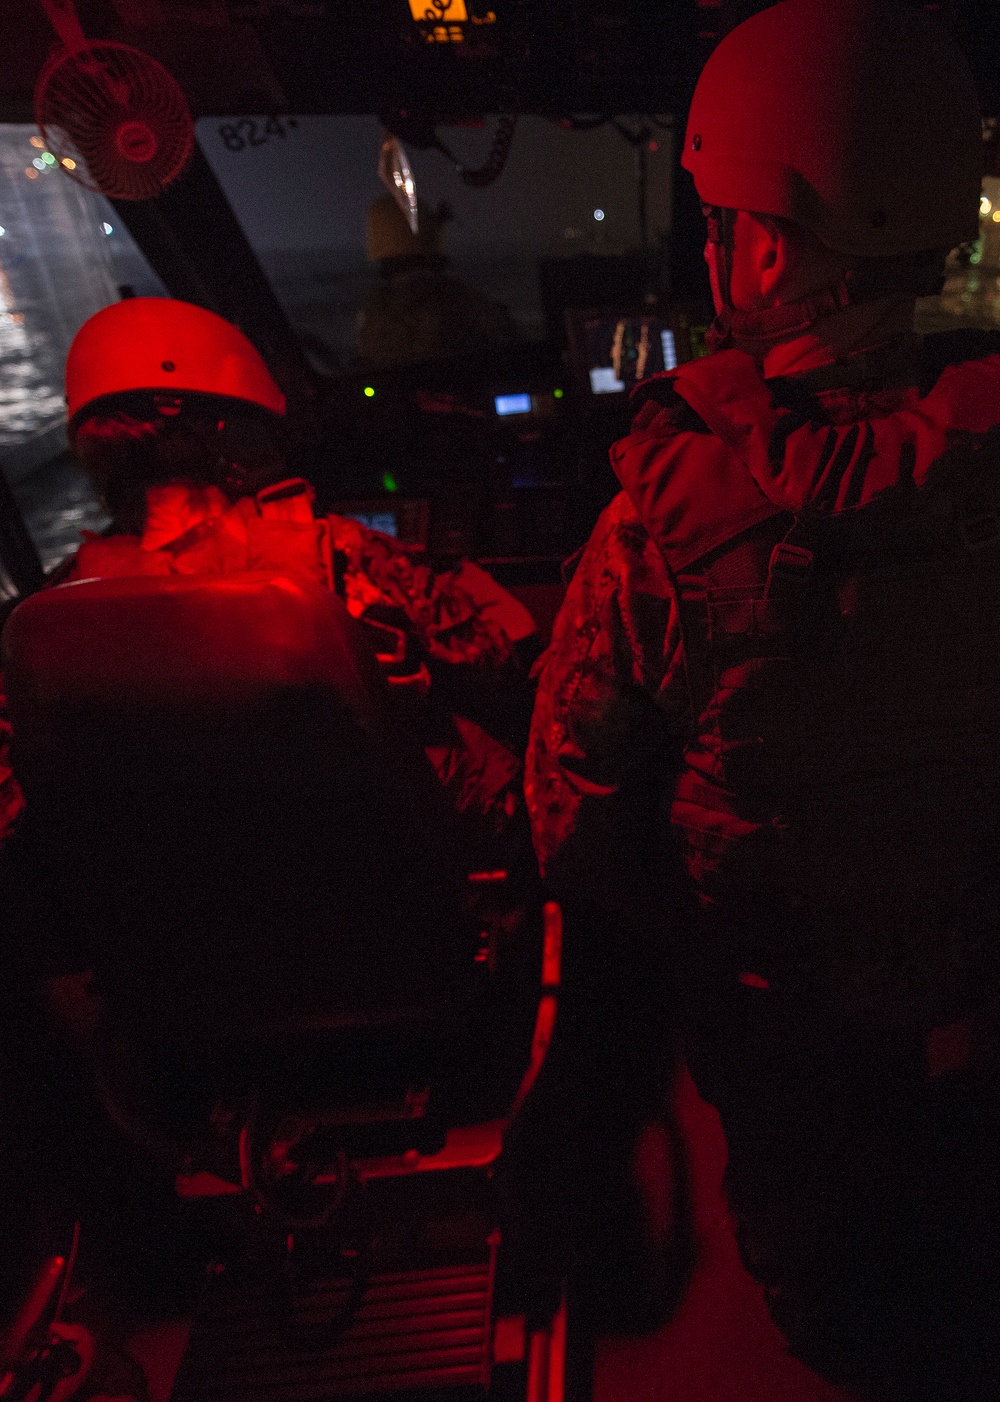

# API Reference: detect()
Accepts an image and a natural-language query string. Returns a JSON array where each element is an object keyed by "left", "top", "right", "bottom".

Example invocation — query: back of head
[
  {"left": 366, "top": 194, "right": 445, "bottom": 265},
  {"left": 67, "top": 298, "right": 288, "bottom": 530},
  {"left": 682, "top": 0, "right": 982, "bottom": 261}
]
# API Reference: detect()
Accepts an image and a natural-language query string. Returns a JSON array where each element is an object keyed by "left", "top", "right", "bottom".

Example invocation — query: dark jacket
[
  {"left": 528, "top": 331, "right": 1000, "bottom": 1031},
  {"left": 526, "top": 328, "right": 1000, "bottom": 1395}
]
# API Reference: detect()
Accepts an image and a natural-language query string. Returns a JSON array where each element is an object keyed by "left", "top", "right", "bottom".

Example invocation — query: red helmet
[
  {"left": 66, "top": 297, "right": 286, "bottom": 434},
  {"left": 682, "top": 0, "right": 983, "bottom": 258}
]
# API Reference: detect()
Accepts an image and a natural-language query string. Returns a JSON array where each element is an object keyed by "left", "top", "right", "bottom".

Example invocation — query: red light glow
[{"left": 738, "top": 972, "right": 769, "bottom": 990}]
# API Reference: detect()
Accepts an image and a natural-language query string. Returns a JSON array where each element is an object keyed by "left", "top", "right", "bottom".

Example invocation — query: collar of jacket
[{"left": 140, "top": 477, "right": 316, "bottom": 554}]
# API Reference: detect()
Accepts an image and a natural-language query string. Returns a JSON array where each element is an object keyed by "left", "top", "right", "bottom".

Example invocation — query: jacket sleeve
[
  {"left": 525, "top": 492, "right": 689, "bottom": 918},
  {"left": 670, "top": 348, "right": 1000, "bottom": 513}
]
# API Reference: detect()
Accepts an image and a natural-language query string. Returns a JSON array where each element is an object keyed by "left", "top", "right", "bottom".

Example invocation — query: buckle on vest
[
  {"left": 360, "top": 618, "right": 408, "bottom": 667},
  {"left": 767, "top": 542, "right": 814, "bottom": 589},
  {"left": 958, "top": 510, "right": 1000, "bottom": 553}
]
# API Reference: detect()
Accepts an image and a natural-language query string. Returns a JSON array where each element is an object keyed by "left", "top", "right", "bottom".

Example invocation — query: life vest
[
  {"left": 70, "top": 479, "right": 531, "bottom": 676},
  {"left": 612, "top": 333, "right": 1000, "bottom": 1033}
]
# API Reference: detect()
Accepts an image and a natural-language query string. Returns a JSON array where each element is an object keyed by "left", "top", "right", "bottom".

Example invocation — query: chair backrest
[{"left": 3, "top": 573, "right": 475, "bottom": 1113}]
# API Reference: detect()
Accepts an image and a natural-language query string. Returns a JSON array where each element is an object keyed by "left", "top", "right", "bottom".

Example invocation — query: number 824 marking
[{"left": 218, "top": 116, "right": 298, "bottom": 152}]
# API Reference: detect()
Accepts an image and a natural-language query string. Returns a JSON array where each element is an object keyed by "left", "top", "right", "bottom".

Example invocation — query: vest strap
[{"left": 767, "top": 541, "right": 814, "bottom": 593}]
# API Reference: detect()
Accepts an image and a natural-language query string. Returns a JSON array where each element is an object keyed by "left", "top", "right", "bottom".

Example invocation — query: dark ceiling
[{"left": 2, "top": 1, "right": 998, "bottom": 125}]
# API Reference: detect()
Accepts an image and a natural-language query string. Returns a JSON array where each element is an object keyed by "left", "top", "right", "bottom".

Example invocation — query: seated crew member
[
  {"left": 527, "top": 2, "right": 1000, "bottom": 1397},
  {"left": 0, "top": 296, "right": 535, "bottom": 867},
  {"left": 357, "top": 195, "right": 517, "bottom": 368},
  {"left": 0, "top": 298, "right": 541, "bottom": 1346}
]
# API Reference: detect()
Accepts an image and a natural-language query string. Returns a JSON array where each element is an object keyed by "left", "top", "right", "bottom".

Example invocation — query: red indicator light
[
  {"left": 541, "top": 901, "right": 562, "bottom": 988},
  {"left": 739, "top": 971, "right": 769, "bottom": 990}
]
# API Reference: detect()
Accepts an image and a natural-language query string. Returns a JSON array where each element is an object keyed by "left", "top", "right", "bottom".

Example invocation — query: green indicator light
[
  {"left": 42, "top": 152, "right": 56, "bottom": 166},
  {"left": 382, "top": 472, "right": 398, "bottom": 493},
  {"left": 553, "top": 387, "right": 564, "bottom": 399},
  {"left": 363, "top": 385, "right": 375, "bottom": 398}
]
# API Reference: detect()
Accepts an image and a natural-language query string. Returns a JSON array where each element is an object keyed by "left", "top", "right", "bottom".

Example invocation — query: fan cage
[{"left": 34, "top": 40, "right": 194, "bottom": 201}]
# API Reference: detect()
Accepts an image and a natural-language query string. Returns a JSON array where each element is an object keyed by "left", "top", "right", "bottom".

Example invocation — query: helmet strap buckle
[
  {"left": 702, "top": 204, "right": 735, "bottom": 314},
  {"left": 152, "top": 393, "right": 185, "bottom": 417}
]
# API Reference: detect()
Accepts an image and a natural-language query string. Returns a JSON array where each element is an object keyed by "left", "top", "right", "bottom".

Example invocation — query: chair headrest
[
  {"left": 2, "top": 572, "right": 388, "bottom": 782},
  {"left": 4, "top": 571, "right": 381, "bottom": 711}
]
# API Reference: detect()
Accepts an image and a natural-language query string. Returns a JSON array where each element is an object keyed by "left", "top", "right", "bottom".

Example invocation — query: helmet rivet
[
  {"left": 870, "top": 210, "right": 887, "bottom": 228},
  {"left": 161, "top": 360, "right": 176, "bottom": 371},
  {"left": 692, "top": 133, "right": 702, "bottom": 151}
]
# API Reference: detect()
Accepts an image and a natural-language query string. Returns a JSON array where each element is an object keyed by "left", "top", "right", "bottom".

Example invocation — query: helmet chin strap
[
  {"left": 705, "top": 283, "right": 856, "bottom": 358},
  {"left": 703, "top": 204, "right": 856, "bottom": 359}
]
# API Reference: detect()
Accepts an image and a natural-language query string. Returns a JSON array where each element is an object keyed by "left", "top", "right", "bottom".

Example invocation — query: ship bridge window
[
  {"left": 0, "top": 125, "right": 166, "bottom": 574},
  {"left": 197, "top": 114, "right": 674, "bottom": 373}
]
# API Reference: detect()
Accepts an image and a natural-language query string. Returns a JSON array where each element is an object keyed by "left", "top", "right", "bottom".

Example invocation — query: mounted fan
[{"left": 33, "top": 0, "right": 194, "bottom": 201}]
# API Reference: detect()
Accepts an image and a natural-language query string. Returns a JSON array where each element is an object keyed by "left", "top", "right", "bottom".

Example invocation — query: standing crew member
[{"left": 527, "top": 2, "right": 1000, "bottom": 1396}]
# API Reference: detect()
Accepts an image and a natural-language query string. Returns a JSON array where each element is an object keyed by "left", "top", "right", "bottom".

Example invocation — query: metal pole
[{"left": 0, "top": 468, "right": 45, "bottom": 599}]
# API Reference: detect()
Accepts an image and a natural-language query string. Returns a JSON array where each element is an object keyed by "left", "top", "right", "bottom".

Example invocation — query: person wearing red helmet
[
  {"left": 528, "top": 1, "right": 1000, "bottom": 1395},
  {"left": 6, "top": 296, "right": 535, "bottom": 868}
]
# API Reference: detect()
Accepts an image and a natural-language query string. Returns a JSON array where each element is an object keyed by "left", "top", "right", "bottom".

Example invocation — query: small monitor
[
  {"left": 589, "top": 366, "right": 625, "bottom": 395},
  {"left": 328, "top": 499, "right": 429, "bottom": 549},
  {"left": 495, "top": 392, "right": 532, "bottom": 417},
  {"left": 568, "top": 309, "right": 686, "bottom": 397},
  {"left": 661, "top": 328, "right": 678, "bottom": 372},
  {"left": 345, "top": 510, "right": 398, "bottom": 537}
]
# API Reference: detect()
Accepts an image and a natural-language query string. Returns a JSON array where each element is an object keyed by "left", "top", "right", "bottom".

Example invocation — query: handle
[{"left": 37, "top": 0, "right": 88, "bottom": 53}]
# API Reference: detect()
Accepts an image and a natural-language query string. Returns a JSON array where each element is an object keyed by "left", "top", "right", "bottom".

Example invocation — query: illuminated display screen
[
  {"left": 589, "top": 367, "right": 624, "bottom": 394},
  {"left": 495, "top": 393, "right": 532, "bottom": 416},
  {"left": 408, "top": 0, "right": 467, "bottom": 16},
  {"left": 583, "top": 315, "right": 680, "bottom": 394},
  {"left": 346, "top": 511, "right": 398, "bottom": 537},
  {"left": 331, "top": 499, "right": 428, "bottom": 548},
  {"left": 661, "top": 329, "right": 678, "bottom": 371}
]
